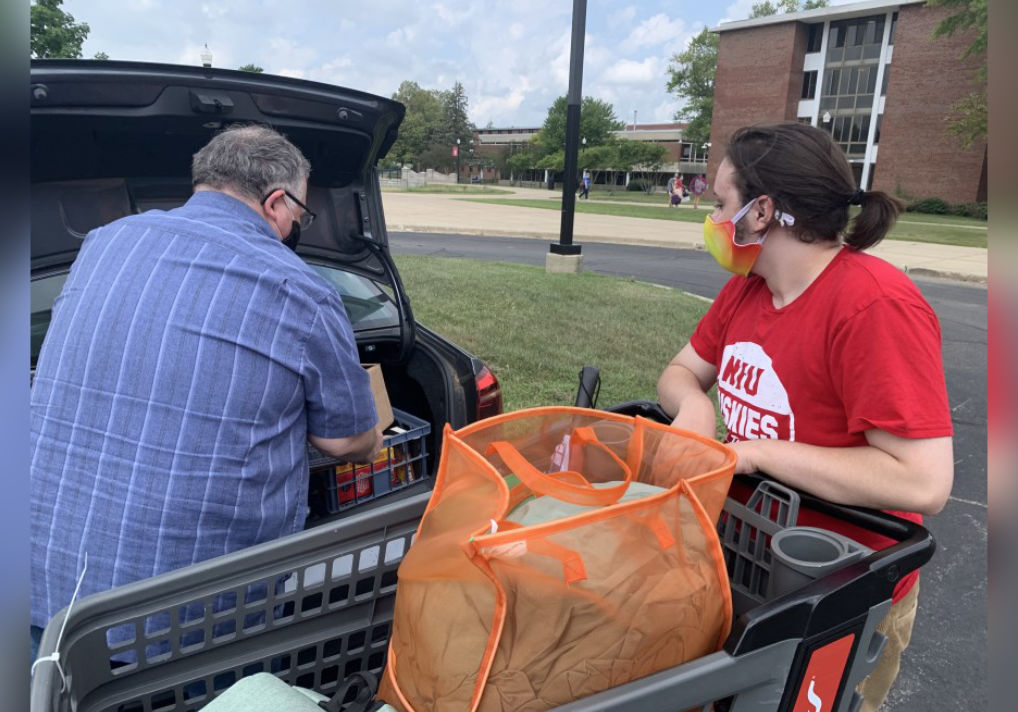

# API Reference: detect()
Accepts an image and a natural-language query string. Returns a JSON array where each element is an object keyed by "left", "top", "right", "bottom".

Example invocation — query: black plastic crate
[{"left": 307, "top": 408, "right": 430, "bottom": 517}]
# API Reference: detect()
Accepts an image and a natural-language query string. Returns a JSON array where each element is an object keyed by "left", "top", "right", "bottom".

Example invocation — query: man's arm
[
  {"left": 729, "top": 432, "right": 954, "bottom": 515},
  {"left": 657, "top": 342, "right": 719, "bottom": 439},
  {"left": 309, "top": 427, "right": 383, "bottom": 464}
]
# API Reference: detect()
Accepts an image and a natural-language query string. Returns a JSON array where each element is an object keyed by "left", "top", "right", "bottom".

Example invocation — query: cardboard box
[{"left": 363, "top": 363, "right": 394, "bottom": 430}]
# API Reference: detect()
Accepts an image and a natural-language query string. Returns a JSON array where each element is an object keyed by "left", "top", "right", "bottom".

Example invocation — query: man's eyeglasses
[{"left": 263, "top": 189, "right": 316, "bottom": 230}]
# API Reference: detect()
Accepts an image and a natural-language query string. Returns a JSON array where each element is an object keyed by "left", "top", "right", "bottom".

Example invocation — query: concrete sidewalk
[{"left": 382, "top": 187, "right": 986, "bottom": 284}]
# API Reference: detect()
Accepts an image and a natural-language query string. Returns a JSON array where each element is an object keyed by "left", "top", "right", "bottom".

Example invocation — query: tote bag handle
[{"left": 486, "top": 426, "right": 633, "bottom": 507}]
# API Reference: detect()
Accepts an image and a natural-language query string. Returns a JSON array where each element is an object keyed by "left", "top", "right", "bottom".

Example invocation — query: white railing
[{"left": 380, "top": 168, "right": 459, "bottom": 190}]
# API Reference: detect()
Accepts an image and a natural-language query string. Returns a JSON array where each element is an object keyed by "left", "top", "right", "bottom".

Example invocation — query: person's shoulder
[{"left": 829, "top": 248, "right": 934, "bottom": 312}]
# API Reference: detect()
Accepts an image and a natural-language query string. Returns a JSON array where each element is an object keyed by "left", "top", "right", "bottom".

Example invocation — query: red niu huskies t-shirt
[{"left": 690, "top": 248, "right": 952, "bottom": 601}]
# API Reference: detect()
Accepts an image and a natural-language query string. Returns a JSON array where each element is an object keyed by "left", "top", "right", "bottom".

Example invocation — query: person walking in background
[
  {"left": 657, "top": 122, "right": 953, "bottom": 712},
  {"left": 668, "top": 172, "right": 683, "bottom": 207},
  {"left": 30, "top": 124, "right": 384, "bottom": 661},
  {"left": 577, "top": 169, "right": 591, "bottom": 199},
  {"left": 691, "top": 173, "right": 708, "bottom": 209}
]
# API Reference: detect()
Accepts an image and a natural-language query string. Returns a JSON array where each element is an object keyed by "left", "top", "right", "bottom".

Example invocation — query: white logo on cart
[
  {"left": 807, "top": 678, "right": 823, "bottom": 712},
  {"left": 718, "top": 342, "right": 795, "bottom": 442}
]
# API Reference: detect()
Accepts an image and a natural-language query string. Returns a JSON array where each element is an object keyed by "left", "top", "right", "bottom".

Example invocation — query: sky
[{"left": 66, "top": 0, "right": 860, "bottom": 128}]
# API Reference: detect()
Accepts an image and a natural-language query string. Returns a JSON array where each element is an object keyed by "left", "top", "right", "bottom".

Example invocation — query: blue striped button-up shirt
[{"left": 30, "top": 190, "right": 377, "bottom": 628}]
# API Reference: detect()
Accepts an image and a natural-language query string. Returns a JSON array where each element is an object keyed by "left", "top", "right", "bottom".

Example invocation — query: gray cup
[{"left": 768, "top": 526, "right": 872, "bottom": 599}]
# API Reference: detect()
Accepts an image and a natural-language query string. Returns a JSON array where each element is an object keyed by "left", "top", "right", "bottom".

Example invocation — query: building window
[
  {"left": 827, "top": 15, "right": 883, "bottom": 64},
  {"left": 821, "top": 15, "right": 885, "bottom": 159},
  {"left": 806, "top": 23, "right": 823, "bottom": 53},
  {"left": 801, "top": 70, "right": 818, "bottom": 99},
  {"left": 889, "top": 12, "right": 898, "bottom": 45},
  {"left": 881, "top": 64, "right": 890, "bottom": 95},
  {"left": 874, "top": 114, "right": 883, "bottom": 144},
  {"left": 798, "top": 116, "right": 813, "bottom": 125}
]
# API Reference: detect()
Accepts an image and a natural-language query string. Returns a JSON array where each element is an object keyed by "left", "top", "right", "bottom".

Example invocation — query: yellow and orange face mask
[{"left": 703, "top": 199, "right": 795, "bottom": 276}]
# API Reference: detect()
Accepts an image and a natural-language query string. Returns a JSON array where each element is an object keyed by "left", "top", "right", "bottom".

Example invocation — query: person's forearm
[
  {"left": 730, "top": 438, "right": 952, "bottom": 515},
  {"left": 309, "top": 427, "right": 383, "bottom": 463},
  {"left": 657, "top": 365, "right": 717, "bottom": 439}
]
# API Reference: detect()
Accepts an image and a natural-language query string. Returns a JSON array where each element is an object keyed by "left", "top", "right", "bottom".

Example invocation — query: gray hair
[{"left": 191, "top": 124, "right": 311, "bottom": 202}]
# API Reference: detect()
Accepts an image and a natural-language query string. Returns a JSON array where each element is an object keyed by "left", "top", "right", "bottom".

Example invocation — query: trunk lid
[{"left": 30, "top": 59, "right": 405, "bottom": 284}]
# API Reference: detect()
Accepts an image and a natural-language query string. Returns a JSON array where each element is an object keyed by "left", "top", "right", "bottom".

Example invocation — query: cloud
[
  {"left": 623, "top": 14, "right": 688, "bottom": 51},
  {"left": 267, "top": 37, "right": 317, "bottom": 68},
  {"left": 722, "top": 0, "right": 757, "bottom": 24},
  {"left": 72, "top": 0, "right": 701, "bottom": 126},
  {"left": 602, "top": 57, "right": 661, "bottom": 85}
]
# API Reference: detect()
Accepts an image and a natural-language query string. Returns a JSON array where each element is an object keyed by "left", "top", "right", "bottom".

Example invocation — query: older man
[{"left": 30, "top": 125, "right": 382, "bottom": 658}]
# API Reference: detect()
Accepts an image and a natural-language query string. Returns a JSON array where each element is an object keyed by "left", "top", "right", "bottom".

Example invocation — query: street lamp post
[
  {"left": 550, "top": 0, "right": 587, "bottom": 262},
  {"left": 455, "top": 138, "right": 461, "bottom": 184}
]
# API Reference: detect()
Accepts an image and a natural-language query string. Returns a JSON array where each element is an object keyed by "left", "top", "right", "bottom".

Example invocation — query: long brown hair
[{"left": 725, "top": 122, "right": 903, "bottom": 250}]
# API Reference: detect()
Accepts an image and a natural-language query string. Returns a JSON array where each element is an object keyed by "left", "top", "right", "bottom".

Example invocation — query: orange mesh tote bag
[{"left": 378, "top": 407, "right": 736, "bottom": 712}]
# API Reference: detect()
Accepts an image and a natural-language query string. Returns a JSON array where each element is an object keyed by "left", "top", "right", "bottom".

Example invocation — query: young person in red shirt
[{"left": 657, "top": 122, "right": 953, "bottom": 712}]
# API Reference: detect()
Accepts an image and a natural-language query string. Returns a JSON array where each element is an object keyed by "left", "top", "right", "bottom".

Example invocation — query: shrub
[
  {"left": 906, "top": 197, "right": 949, "bottom": 214},
  {"left": 626, "top": 180, "right": 651, "bottom": 192},
  {"left": 905, "top": 197, "right": 987, "bottom": 220},
  {"left": 962, "top": 202, "right": 988, "bottom": 220}
]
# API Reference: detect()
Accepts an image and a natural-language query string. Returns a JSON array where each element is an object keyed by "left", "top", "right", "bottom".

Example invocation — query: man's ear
[
  {"left": 748, "top": 195, "right": 775, "bottom": 231},
  {"left": 260, "top": 189, "right": 288, "bottom": 238}
]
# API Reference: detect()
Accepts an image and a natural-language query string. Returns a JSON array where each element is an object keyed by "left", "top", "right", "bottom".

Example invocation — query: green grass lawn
[
  {"left": 383, "top": 184, "right": 512, "bottom": 195},
  {"left": 393, "top": 255, "right": 710, "bottom": 412},
  {"left": 462, "top": 197, "right": 986, "bottom": 248}
]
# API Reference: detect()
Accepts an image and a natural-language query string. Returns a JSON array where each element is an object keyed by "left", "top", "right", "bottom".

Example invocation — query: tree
[
  {"left": 534, "top": 96, "right": 623, "bottom": 155},
  {"left": 613, "top": 141, "right": 668, "bottom": 193},
  {"left": 751, "top": 0, "right": 827, "bottom": 16},
  {"left": 438, "top": 81, "right": 475, "bottom": 150},
  {"left": 928, "top": 0, "right": 986, "bottom": 148},
  {"left": 665, "top": 28, "right": 718, "bottom": 148},
  {"left": 389, "top": 81, "right": 446, "bottom": 168},
  {"left": 238, "top": 64, "right": 264, "bottom": 73},
  {"left": 751, "top": 0, "right": 827, "bottom": 17},
  {"left": 666, "top": 2, "right": 827, "bottom": 145},
  {"left": 30, "top": 0, "right": 90, "bottom": 59},
  {"left": 93, "top": 51, "right": 109, "bottom": 60}
]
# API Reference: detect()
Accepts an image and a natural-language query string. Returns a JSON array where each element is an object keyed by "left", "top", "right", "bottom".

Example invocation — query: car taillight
[{"left": 475, "top": 365, "right": 503, "bottom": 421}]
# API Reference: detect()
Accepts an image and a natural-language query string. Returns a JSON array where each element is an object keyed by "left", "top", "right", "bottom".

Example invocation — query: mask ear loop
[
  {"left": 774, "top": 209, "right": 796, "bottom": 227},
  {"left": 31, "top": 552, "right": 89, "bottom": 691}
]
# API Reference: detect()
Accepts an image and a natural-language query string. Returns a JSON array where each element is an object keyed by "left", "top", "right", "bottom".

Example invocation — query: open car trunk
[{"left": 30, "top": 60, "right": 483, "bottom": 515}]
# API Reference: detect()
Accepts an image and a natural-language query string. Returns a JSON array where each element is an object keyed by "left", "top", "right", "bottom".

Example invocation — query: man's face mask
[
  {"left": 702, "top": 198, "right": 795, "bottom": 276},
  {"left": 281, "top": 219, "right": 301, "bottom": 252},
  {"left": 262, "top": 189, "right": 315, "bottom": 252}
]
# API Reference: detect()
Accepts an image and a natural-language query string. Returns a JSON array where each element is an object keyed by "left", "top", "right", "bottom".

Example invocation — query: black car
[{"left": 29, "top": 59, "right": 503, "bottom": 521}]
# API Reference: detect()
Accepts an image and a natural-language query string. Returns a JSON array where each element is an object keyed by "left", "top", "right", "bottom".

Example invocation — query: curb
[{"left": 387, "top": 224, "right": 987, "bottom": 286}]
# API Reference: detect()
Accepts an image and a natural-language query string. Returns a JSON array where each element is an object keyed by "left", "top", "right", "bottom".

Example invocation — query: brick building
[{"left": 708, "top": 0, "right": 986, "bottom": 203}]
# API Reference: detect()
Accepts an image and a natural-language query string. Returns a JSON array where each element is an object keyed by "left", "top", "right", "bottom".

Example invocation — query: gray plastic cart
[{"left": 31, "top": 406, "right": 934, "bottom": 712}]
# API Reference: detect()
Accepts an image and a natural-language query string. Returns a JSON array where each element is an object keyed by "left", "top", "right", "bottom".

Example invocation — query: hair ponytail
[
  {"left": 726, "top": 123, "right": 907, "bottom": 251},
  {"left": 843, "top": 190, "right": 904, "bottom": 251}
]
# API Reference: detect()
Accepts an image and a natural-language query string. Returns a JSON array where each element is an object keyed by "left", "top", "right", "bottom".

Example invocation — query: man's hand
[{"left": 309, "top": 426, "right": 383, "bottom": 464}]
